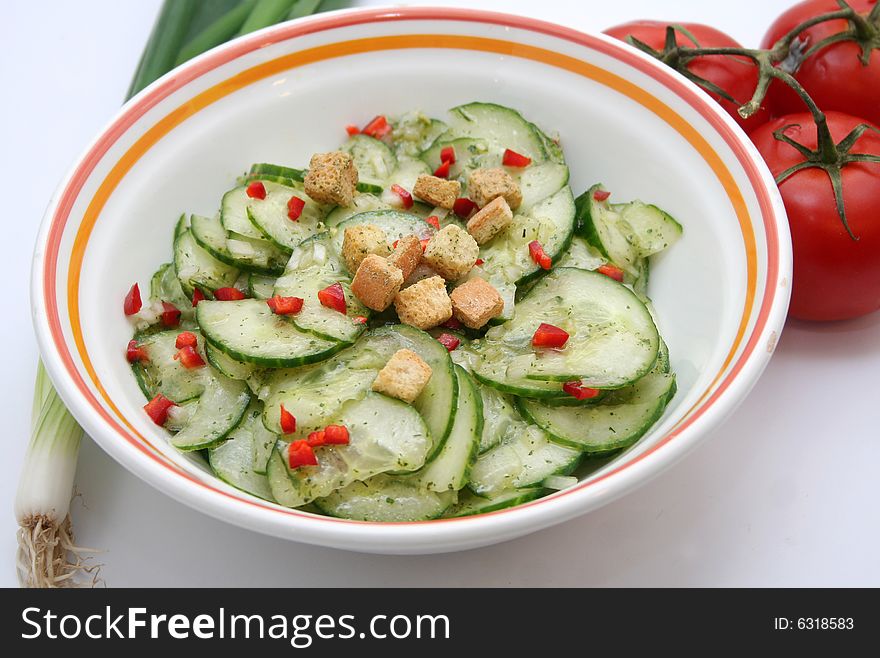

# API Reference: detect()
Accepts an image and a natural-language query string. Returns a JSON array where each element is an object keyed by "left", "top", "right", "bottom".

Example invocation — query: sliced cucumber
[
  {"left": 470, "top": 339, "right": 569, "bottom": 399},
  {"left": 413, "top": 366, "right": 481, "bottom": 492},
  {"left": 197, "top": 299, "right": 342, "bottom": 367},
  {"left": 170, "top": 367, "right": 251, "bottom": 451},
  {"left": 342, "top": 134, "right": 397, "bottom": 185},
  {"left": 247, "top": 273, "right": 276, "bottom": 299},
  {"left": 555, "top": 235, "right": 606, "bottom": 271},
  {"left": 131, "top": 330, "right": 208, "bottom": 402},
  {"left": 617, "top": 201, "right": 683, "bottom": 256},
  {"left": 509, "top": 162, "right": 569, "bottom": 212},
  {"left": 421, "top": 137, "right": 494, "bottom": 180},
  {"left": 272, "top": 392, "right": 431, "bottom": 507},
  {"left": 245, "top": 162, "right": 382, "bottom": 194},
  {"left": 388, "top": 157, "right": 431, "bottom": 195},
  {"left": 392, "top": 111, "right": 448, "bottom": 158},
  {"left": 204, "top": 342, "right": 257, "bottom": 381},
  {"left": 149, "top": 262, "right": 194, "bottom": 317},
  {"left": 190, "top": 213, "right": 286, "bottom": 275},
  {"left": 221, "top": 185, "right": 272, "bottom": 241},
  {"left": 477, "top": 384, "right": 522, "bottom": 453},
  {"left": 517, "top": 372, "right": 677, "bottom": 453},
  {"left": 324, "top": 193, "right": 390, "bottom": 227},
  {"left": 246, "top": 180, "right": 325, "bottom": 252},
  {"left": 208, "top": 400, "right": 275, "bottom": 498},
  {"left": 443, "top": 487, "right": 545, "bottom": 517},
  {"left": 445, "top": 102, "right": 547, "bottom": 164},
  {"left": 314, "top": 474, "right": 456, "bottom": 522},
  {"left": 173, "top": 228, "right": 240, "bottom": 297}
]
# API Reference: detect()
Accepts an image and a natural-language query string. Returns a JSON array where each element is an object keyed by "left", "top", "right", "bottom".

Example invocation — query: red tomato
[
  {"left": 750, "top": 111, "right": 880, "bottom": 321},
  {"left": 605, "top": 21, "right": 771, "bottom": 132},
  {"left": 761, "top": 0, "right": 880, "bottom": 125}
]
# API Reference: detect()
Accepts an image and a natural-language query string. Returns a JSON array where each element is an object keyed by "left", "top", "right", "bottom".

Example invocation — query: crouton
[
  {"left": 466, "top": 196, "right": 513, "bottom": 245},
  {"left": 351, "top": 255, "right": 404, "bottom": 311},
  {"left": 423, "top": 225, "right": 479, "bottom": 281},
  {"left": 304, "top": 151, "right": 358, "bottom": 206},
  {"left": 394, "top": 276, "right": 452, "bottom": 329},
  {"left": 387, "top": 235, "right": 422, "bottom": 281},
  {"left": 342, "top": 224, "right": 391, "bottom": 273},
  {"left": 412, "top": 174, "right": 461, "bottom": 210},
  {"left": 467, "top": 167, "right": 522, "bottom": 210},
  {"left": 371, "top": 348, "right": 433, "bottom": 404},
  {"left": 450, "top": 277, "right": 505, "bottom": 329}
]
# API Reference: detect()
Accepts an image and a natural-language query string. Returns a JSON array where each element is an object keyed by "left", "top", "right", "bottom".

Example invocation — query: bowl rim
[{"left": 30, "top": 6, "right": 791, "bottom": 551}]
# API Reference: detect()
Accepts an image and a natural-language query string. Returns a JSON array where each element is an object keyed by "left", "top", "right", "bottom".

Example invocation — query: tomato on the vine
[
  {"left": 750, "top": 111, "right": 880, "bottom": 321},
  {"left": 761, "top": 0, "right": 880, "bottom": 126},
  {"left": 605, "top": 21, "right": 771, "bottom": 133}
]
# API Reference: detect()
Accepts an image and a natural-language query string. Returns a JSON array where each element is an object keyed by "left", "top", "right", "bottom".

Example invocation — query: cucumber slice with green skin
[
  {"left": 190, "top": 213, "right": 287, "bottom": 276},
  {"left": 271, "top": 392, "right": 432, "bottom": 507},
  {"left": 273, "top": 235, "right": 369, "bottom": 343},
  {"left": 173, "top": 228, "right": 240, "bottom": 297},
  {"left": 531, "top": 123, "right": 565, "bottom": 164},
  {"left": 204, "top": 342, "right": 257, "bottom": 381},
  {"left": 197, "top": 299, "right": 343, "bottom": 367},
  {"left": 421, "top": 137, "right": 493, "bottom": 180},
  {"left": 247, "top": 274, "right": 276, "bottom": 300},
  {"left": 170, "top": 367, "right": 251, "bottom": 451},
  {"left": 412, "top": 366, "right": 481, "bottom": 492},
  {"left": 477, "top": 384, "right": 522, "bottom": 453},
  {"left": 445, "top": 102, "right": 548, "bottom": 164},
  {"left": 342, "top": 134, "right": 397, "bottom": 186},
  {"left": 443, "top": 487, "right": 546, "bottom": 517},
  {"left": 388, "top": 157, "right": 431, "bottom": 196},
  {"left": 555, "top": 235, "right": 606, "bottom": 271},
  {"left": 331, "top": 210, "right": 434, "bottom": 266},
  {"left": 164, "top": 400, "right": 196, "bottom": 432},
  {"left": 470, "top": 339, "right": 569, "bottom": 399},
  {"left": 508, "top": 162, "right": 570, "bottom": 212},
  {"left": 617, "top": 200, "right": 683, "bottom": 257},
  {"left": 131, "top": 330, "right": 209, "bottom": 402},
  {"left": 517, "top": 372, "right": 677, "bottom": 453},
  {"left": 392, "top": 112, "right": 448, "bottom": 159},
  {"left": 245, "top": 163, "right": 383, "bottom": 194},
  {"left": 246, "top": 180, "right": 326, "bottom": 252},
  {"left": 324, "top": 193, "right": 391, "bottom": 227},
  {"left": 208, "top": 400, "right": 275, "bottom": 498},
  {"left": 149, "top": 262, "right": 194, "bottom": 317},
  {"left": 314, "top": 474, "right": 456, "bottom": 522},
  {"left": 481, "top": 268, "right": 659, "bottom": 387},
  {"left": 221, "top": 185, "right": 273, "bottom": 241}
]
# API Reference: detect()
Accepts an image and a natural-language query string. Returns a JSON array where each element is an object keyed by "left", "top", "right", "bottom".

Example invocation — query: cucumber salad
[{"left": 122, "top": 103, "right": 682, "bottom": 521}]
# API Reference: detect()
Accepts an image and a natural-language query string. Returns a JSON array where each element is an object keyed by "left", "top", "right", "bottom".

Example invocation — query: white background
[{"left": 3, "top": 0, "right": 879, "bottom": 587}]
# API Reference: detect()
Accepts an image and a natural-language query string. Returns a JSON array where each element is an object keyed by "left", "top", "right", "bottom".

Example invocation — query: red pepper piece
[
  {"left": 191, "top": 288, "right": 205, "bottom": 307},
  {"left": 126, "top": 340, "right": 148, "bottom": 363},
  {"left": 419, "top": 238, "right": 430, "bottom": 252},
  {"left": 317, "top": 282, "right": 346, "bottom": 314},
  {"left": 345, "top": 124, "right": 360, "bottom": 136},
  {"left": 442, "top": 317, "right": 462, "bottom": 330},
  {"left": 124, "top": 283, "right": 142, "bottom": 316},
  {"left": 502, "top": 148, "right": 531, "bottom": 167},
  {"left": 279, "top": 404, "right": 297, "bottom": 434},
  {"left": 362, "top": 115, "right": 391, "bottom": 140},
  {"left": 214, "top": 287, "right": 246, "bottom": 301},
  {"left": 266, "top": 295, "right": 304, "bottom": 315},
  {"left": 532, "top": 322, "right": 569, "bottom": 349},
  {"left": 453, "top": 197, "right": 477, "bottom": 219},
  {"left": 597, "top": 263, "right": 625, "bottom": 282},
  {"left": 593, "top": 189, "right": 611, "bottom": 202},
  {"left": 391, "top": 184, "right": 413, "bottom": 209},
  {"left": 287, "top": 195, "right": 305, "bottom": 221},
  {"left": 436, "top": 333, "right": 461, "bottom": 352},
  {"left": 425, "top": 215, "right": 440, "bottom": 230},
  {"left": 144, "top": 394, "right": 176, "bottom": 426},
  {"left": 288, "top": 440, "right": 318, "bottom": 468},
  {"left": 160, "top": 302, "right": 181, "bottom": 328},
  {"left": 440, "top": 145, "right": 456, "bottom": 164},
  {"left": 528, "top": 240, "right": 552, "bottom": 270},
  {"left": 174, "top": 345, "right": 205, "bottom": 369},
  {"left": 354, "top": 315, "right": 368, "bottom": 324},
  {"left": 392, "top": 240, "right": 399, "bottom": 249},
  {"left": 433, "top": 159, "right": 451, "bottom": 179},
  {"left": 175, "top": 331, "right": 198, "bottom": 349},
  {"left": 562, "top": 381, "right": 601, "bottom": 400},
  {"left": 323, "top": 424, "right": 350, "bottom": 445},
  {"left": 306, "top": 430, "right": 326, "bottom": 447},
  {"left": 474, "top": 258, "right": 484, "bottom": 266},
  {"left": 246, "top": 181, "right": 267, "bottom": 200}
]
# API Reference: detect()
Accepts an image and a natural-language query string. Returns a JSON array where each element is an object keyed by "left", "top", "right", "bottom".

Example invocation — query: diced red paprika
[
  {"left": 323, "top": 424, "right": 350, "bottom": 445},
  {"left": 474, "top": 258, "right": 484, "bottom": 266},
  {"left": 214, "top": 287, "right": 246, "bottom": 301},
  {"left": 288, "top": 440, "right": 318, "bottom": 469},
  {"left": 318, "top": 282, "right": 346, "bottom": 314},
  {"left": 391, "top": 184, "right": 413, "bottom": 209},
  {"left": 191, "top": 288, "right": 205, "bottom": 307},
  {"left": 362, "top": 115, "right": 391, "bottom": 140},
  {"left": 597, "top": 263, "right": 625, "bottom": 282},
  {"left": 279, "top": 404, "right": 297, "bottom": 434},
  {"left": 532, "top": 322, "right": 569, "bottom": 349},
  {"left": 354, "top": 315, "right": 368, "bottom": 324},
  {"left": 593, "top": 189, "right": 611, "bottom": 202},
  {"left": 126, "top": 340, "right": 148, "bottom": 363},
  {"left": 502, "top": 148, "right": 531, "bottom": 167},
  {"left": 442, "top": 317, "right": 462, "bottom": 330},
  {"left": 306, "top": 430, "right": 326, "bottom": 447},
  {"left": 160, "top": 302, "right": 181, "bottom": 328},
  {"left": 440, "top": 145, "right": 456, "bottom": 164},
  {"left": 287, "top": 195, "right": 305, "bottom": 221},
  {"left": 433, "top": 159, "right": 451, "bottom": 179},
  {"left": 453, "top": 197, "right": 477, "bottom": 219},
  {"left": 436, "top": 333, "right": 461, "bottom": 352},
  {"left": 528, "top": 240, "right": 552, "bottom": 270},
  {"left": 266, "top": 295, "right": 304, "bottom": 315},
  {"left": 124, "top": 283, "right": 142, "bottom": 316},
  {"left": 419, "top": 238, "right": 430, "bottom": 252},
  {"left": 174, "top": 345, "right": 205, "bottom": 369},
  {"left": 144, "top": 394, "right": 176, "bottom": 426},
  {"left": 345, "top": 124, "right": 360, "bottom": 136},
  {"left": 175, "top": 331, "right": 198, "bottom": 349},
  {"left": 425, "top": 215, "right": 440, "bottom": 230},
  {"left": 562, "top": 381, "right": 601, "bottom": 400},
  {"left": 246, "top": 181, "right": 267, "bottom": 200}
]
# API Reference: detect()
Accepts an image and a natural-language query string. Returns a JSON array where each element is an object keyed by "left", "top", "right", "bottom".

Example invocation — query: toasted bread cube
[
  {"left": 351, "top": 254, "right": 404, "bottom": 311},
  {"left": 412, "top": 174, "right": 461, "bottom": 210},
  {"left": 466, "top": 196, "right": 513, "bottom": 245},
  {"left": 423, "top": 225, "right": 479, "bottom": 281},
  {"left": 371, "top": 349, "right": 433, "bottom": 404},
  {"left": 304, "top": 151, "right": 358, "bottom": 206},
  {"left": 342, "top": 224, "right": 391, "bottom": 273},
  {"left": 387, "top": 235, "right": 422, "bottom": 281},
  {"left": 394, "top": 276, "right": 452, "bottom": 330},
  {"left": 450, "top": 277, "right": 505, "bottom": 329},
  {"left": 468, "top": 167, "right": 522, "bottom": 210}
]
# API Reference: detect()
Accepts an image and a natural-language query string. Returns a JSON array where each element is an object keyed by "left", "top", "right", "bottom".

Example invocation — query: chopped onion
[{"left": 312, "top": 243, "right": 327, "bottom": 265}]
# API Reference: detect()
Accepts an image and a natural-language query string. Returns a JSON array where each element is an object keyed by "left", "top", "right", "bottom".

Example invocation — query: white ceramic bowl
[{"left": 31, "top": 7, "right": 791, "bottom": 554}]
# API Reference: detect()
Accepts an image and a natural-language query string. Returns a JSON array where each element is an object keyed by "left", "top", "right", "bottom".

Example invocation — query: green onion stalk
[{"left": 19, "top": 0, "right": 348, "bottom": 588}]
